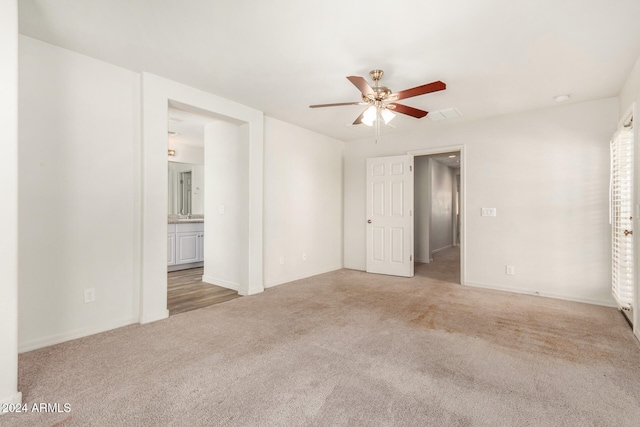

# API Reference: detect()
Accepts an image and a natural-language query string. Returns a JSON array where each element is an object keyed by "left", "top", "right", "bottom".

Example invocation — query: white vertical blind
[{"left": 611, "top": 122, "right": 634, "bottom": 310}]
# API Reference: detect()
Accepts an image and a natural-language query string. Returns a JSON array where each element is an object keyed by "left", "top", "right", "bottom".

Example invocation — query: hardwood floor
[{"left": 167, "top": 268, "right": 240, "bottom": 316}]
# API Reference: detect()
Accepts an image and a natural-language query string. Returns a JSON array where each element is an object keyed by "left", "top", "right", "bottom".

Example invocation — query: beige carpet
[{"left": 5, "top": 247, "right": 640, "bottom": 426}]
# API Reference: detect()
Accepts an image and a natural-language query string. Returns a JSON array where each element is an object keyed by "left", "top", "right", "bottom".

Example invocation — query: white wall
[
  {"left": 263, "top": 117, "right": 344, "bottom": 287},
  {"left": 18, "top": 36, "right": 141, "bottom": 351},
  {"left": 0, "top": 0, "right": 22, "bottom": 409},
  {"left": 202, "top": 121, "right": 249, "bottom": 291},
  {"left": 167, "top": 140, "right": 204, "bottom": 164},
  {"left": 414, "top": 156, "right": 431, "bottom": 263},
  {"left": 345, "top": 98, "right": 617, "bottom": 306},
  {"left": 429, "top": 158, "right": 454, "bottom": 253},
  {"left": 415, "top": 156, "right": 457, "bottom": 262},
  {"left": 619, "top": 56, "right": 640, "bottom": 339},
  {"left": 17, "top": 37, "right": 344, "bottom": 351}
]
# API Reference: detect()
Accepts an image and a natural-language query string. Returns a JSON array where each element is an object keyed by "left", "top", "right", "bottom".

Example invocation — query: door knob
[
  {"left": 624, "top": 229, "right": 633, "bottom": 236},
  {"left": 367, "top": 220, "right": 372, "bottom": 224}
]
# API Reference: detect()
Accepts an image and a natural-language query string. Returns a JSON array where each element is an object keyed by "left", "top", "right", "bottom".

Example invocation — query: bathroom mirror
[{"left": 168, "top": 162, "right": 204, "bottom": 215}]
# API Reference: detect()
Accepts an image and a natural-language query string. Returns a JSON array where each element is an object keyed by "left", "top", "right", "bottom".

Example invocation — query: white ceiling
[
  {"left": 18, "top": 0, "right": 640, "bottom": 141},
  {"left": 168, "top": 107, "right": 213, "bottom": 148},
  {"left": 429, "top": 152, "right": 461, "bottom": 169}
]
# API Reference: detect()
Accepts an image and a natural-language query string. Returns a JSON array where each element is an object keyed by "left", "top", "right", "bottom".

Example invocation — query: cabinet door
[
  {"left": 176, "top": 232, "right": 199, "bottom": 264},
  {"left": 168, "top": 233, "right": 176, "bottom": 265}
]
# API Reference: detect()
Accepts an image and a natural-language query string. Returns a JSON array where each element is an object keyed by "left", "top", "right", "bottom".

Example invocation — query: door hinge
[
  {"left": 410, "top": 255, "right": 413, "bottom": 261},
  {"left": 409, "top": 165, "right": 413, "bottom": 172}
]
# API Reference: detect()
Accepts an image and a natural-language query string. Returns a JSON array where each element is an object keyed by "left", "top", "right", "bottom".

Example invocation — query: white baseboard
[
  {"left": 0, "top": 392, "right": 23, "bottom": 414},
  {"left": 343, "top": 263, "right": 365, "bottom": 271},
  {"left": 19, "top": 317, "right": 138, "bottom": 353},
  {"left": 139, "top": 309, "right": 169, "bottom": 324},
  {"left": 415, "top": 258, "right": 431, "bottom": 264},
  {"left": 202, "top": 275, "right": 239, "bottom": 291},
  {"left": 265, "top": 265, "right": 343, "bottom": 289},
  {"left": 431, "top": 245, "right": 453, "bottom": 256},
  {"left": 168, "top": 261, "right": 203, "bottom": 272},
  {"left": 463, "top": 280, "right": 617, "bottom": 308}
]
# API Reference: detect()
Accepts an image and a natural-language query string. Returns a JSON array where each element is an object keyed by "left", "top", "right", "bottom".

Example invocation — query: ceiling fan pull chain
[{"left": 375, "top": 108, "right": 380, "bottom": 144}]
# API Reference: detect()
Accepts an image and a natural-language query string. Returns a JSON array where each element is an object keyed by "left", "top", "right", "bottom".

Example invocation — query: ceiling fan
[{"left": 310, "top": 69, "right": 446, "bottom": 140}]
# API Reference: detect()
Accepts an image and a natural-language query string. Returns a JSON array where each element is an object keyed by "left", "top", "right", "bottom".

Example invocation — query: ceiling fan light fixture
[
  {"left": 381, "top": 109, "right": 396, "bottom": 124},
  {"left": 362, "top": 106, "right": 377, "bottom": 126}
]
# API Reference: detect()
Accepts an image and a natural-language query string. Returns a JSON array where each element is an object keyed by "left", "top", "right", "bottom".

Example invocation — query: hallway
[{"left": 415, "top": 246, "right": 460, "bottom": 284}]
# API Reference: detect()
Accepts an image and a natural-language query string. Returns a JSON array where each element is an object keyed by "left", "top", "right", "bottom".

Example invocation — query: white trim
[
  {"left": 18, "top": 317, "right": 139, "bottom": 353},
  {"left": 408, "top": 145, "right": 466, "bottom": 285},
  {"left": 414, "top": 258, "right": 431, "bottom": 264},
  {"left": 264, "top": 265, "right": 343, "bottom": 289},
  {"left": 407, "top": 145, "right": 465, "bottom": 157},
  {"left": 168, "top": 262, "right": 203, "bottom": 272},
  {"left": 465, "top": 280, "right": 617, "bottom": 308},
  {"left": 139, "top": 310, "right": 169, "bottom": 325},
  {"left": 0, "top": 392, "right": 22, "bottom": 413},
  {"left": 630, "top": 101, "right": 640, "bottom": 341},
  {"left": 431, "top": 244, "right": 453, "bottom": 255},
  {"left": 202, "top": 275, "right": 241, "bottom": 292}
]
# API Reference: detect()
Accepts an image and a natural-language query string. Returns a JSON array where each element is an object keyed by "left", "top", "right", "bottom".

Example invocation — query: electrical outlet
[
  {"left": 302, "top": 253, "right": 307, "bottom": 261},
  {"left": 84, "top": 288, "right": 96, "bottom": 303},
  {"left": 279, "top": 256, "right": 284, "bottom": 265},
  {"left": 506, "top": 265, "right": 515, "bottom": 275}
]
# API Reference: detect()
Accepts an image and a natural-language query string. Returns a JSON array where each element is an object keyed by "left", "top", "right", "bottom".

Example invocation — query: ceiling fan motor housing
[
  {"left": 374, "top": 86, "right": 392, "bottom": 100},
  {"left": 369, "top": 69, "right": 384, "bottom": 82}
]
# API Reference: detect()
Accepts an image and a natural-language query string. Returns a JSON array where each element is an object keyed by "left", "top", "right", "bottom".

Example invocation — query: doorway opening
[
  {"left": 412, "top": 147, "right": 464, "bottom": 284},
  {"left": 166, "top": 107, "right": 241, "bottom": 316},
  {"left": 139, "top": 73, "right": 264, "bottom": 324}
]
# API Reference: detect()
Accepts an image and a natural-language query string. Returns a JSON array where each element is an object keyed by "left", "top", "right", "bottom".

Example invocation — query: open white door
[{"left": 366, "top": 155, "right": 414, "bottom": 277}]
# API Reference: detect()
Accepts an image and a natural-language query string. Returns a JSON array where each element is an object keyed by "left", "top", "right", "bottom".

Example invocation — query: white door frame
[
  {"left": 139, "top": 73, "right": 264, "bottom": 324},
  {"left": 408, "top": 145, "right": 466, "bottom": 285}
]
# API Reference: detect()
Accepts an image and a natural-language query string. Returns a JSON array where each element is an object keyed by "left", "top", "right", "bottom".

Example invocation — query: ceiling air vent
[{"left": 429, "top": 107, "right": 462, "bottom": 121}]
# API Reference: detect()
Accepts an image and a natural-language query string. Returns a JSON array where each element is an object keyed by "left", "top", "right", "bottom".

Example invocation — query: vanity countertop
[{"left": 168, "top": 216, "right": 204, "bottom": 224}]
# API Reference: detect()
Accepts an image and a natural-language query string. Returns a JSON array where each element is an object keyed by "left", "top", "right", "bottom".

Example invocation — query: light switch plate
[{"left": 481, "top": 208, "right": 497, "bottom": 217}]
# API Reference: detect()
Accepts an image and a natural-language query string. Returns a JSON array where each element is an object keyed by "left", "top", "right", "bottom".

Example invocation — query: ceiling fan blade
[
  {"left": 392, "top": 81, "right": 446, "bottom": 101},
  {"left": 309, "top": 101, "right": 364, "bottom": 108},
  {"left": 352, "top": 109, "right": 366, "bottom": 125},
  {"left": 389, "top": 103, "right": 428, "bottom": 118},
  {"left": 346, "top": 76, "right": 374, "bottom": 97}
]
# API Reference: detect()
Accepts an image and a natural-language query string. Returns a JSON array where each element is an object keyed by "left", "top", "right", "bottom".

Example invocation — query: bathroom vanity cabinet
[{"left": 168, "top": 222, "right": 204, "bottom": 270}]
